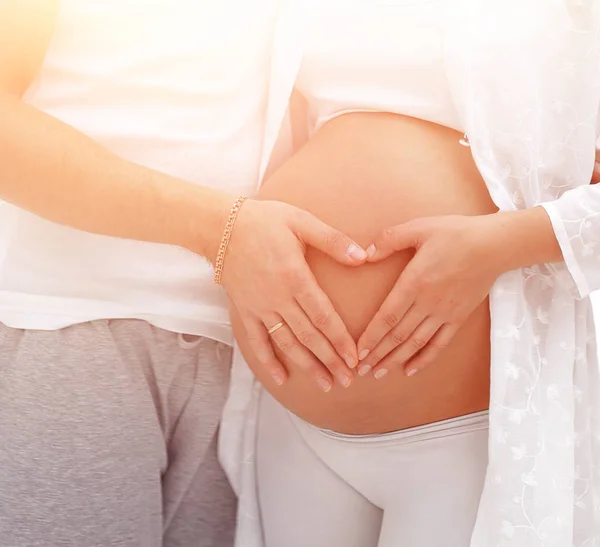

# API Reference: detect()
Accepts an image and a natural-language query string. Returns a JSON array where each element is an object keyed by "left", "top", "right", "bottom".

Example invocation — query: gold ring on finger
[{"left": 267, "top": 321, "right": 286, "bottom": 336}]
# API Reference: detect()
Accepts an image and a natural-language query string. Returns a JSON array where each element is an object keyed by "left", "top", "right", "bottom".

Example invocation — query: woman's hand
[
  {"left": 356, "top": 209, "right": 559, "bottom": 379},
  {"left": 222, "top": 199, "right": 367, "bottom": 392}
]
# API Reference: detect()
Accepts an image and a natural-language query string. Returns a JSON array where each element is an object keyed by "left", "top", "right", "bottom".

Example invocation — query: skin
[
  {"left": 233, "top": 112, "right": 494, "bottom": 434},
  {"left": 357, "top": 147, "right": 598, "bottom": 379},
  {"left": 234, "top": 110, "right": 594, "bottom": 434},
  {"left": 0, "top": 0, "right": 366, "bottom": 391},
  {"left": 593, "top": 149, "right": 600, "bottom": 183},
  {"left": 358, "top": 207, "right": 564, "bottom": 378}
]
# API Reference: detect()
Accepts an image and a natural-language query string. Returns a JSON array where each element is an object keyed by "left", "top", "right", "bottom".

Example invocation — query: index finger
[
  {"left": 357, "top": 278, "right": 415, "bottom": 361},
  {"left": 295, "top": 276, "right": 358, "bottom": 369}
]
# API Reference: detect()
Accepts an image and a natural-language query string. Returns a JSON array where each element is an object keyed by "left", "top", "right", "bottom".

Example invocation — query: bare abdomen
[{"left": 232, "top": 113, "right": 495, "bottom": 434}]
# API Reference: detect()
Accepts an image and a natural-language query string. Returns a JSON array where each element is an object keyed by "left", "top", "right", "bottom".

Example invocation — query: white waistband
[{"left": 297, "top": 409, "right": 489, "bottom": 446}]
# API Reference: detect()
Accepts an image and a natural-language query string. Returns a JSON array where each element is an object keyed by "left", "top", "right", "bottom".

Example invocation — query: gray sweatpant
[{"left": 0, "top": 319, "right": 236, "bottom": 547}]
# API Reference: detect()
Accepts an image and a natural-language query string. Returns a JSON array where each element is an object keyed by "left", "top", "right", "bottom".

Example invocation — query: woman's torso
[
  {"left": 232, "top": 0, "right": 496, "bottom": 434},
  {"left": 235, "top": 112, "right": 495, "bottom": 434},
  {"left": 0, "top": 0, "right": 278, "bottom": 341}
]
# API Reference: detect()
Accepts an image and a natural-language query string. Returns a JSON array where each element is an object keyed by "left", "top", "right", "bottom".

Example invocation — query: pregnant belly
[{"left": 232, "top": 112, "right": 496, "bottom": 434}]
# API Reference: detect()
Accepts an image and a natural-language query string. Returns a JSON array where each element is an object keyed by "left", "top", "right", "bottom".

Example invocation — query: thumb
[
  {"left": 366, "top": 223, "right": 419, "bottom": 262},
  {"left": 293, "top": 212, "right": 367, "bottom": 266}
]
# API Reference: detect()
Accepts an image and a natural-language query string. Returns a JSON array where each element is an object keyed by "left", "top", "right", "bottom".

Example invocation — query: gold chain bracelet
[{"left": 213, "top": 196, "right": 247, "bottom": 285}]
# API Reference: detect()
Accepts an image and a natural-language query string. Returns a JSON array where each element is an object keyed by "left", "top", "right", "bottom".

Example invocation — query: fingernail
[
  {"left": 273, "top": 375, "right": 285, "bottom": 386},
  {"left": 318, "top": 378, "right": 332, "bottom": 392},
  {"left": 366, "top": 244, "right": 377, "bottom": 258},
  {"left": 338, "top": 373, "right": 353, "bottom": 388},
  {"left": 346, "top": 243, "right": 367, "bottom": 261},
  {"left": 358, "top": 349, "right": 370, "bottom": 361},
  {"left": 358, "top": 364, "right": 371, "bottom": 376},
  {"left": 344, "top": 354, "right": 357, "bottom": 369},
  {"left": 406, "top": 368, "right": 418, "bottom": 377},
  {"left": 374, "top": 368, "right": 388, "bottom": 380}
]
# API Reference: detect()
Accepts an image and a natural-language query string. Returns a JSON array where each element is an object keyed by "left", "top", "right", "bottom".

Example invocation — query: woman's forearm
[
  {"left": 0, "top": 91, "right": 233, "bottom": 262},
  {"left": 490, "top": 206, "right": 564, "bottom": 272}
]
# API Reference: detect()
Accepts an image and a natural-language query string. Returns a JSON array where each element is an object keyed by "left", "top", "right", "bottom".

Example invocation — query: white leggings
[{"left": 256, "top": 392, "right": 489, "bottom": 547}]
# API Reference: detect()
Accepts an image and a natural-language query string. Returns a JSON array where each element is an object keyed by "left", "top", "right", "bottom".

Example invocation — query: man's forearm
[{"left": 0, "top": 91, "right": 233, "bottom": 262}]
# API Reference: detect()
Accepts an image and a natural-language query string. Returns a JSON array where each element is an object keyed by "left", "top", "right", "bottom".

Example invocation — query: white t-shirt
[{"left": 0, "top": 0, "right": 279, "bottom": 344}]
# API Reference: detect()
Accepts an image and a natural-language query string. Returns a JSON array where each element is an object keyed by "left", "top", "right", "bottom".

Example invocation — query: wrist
[
  {"left": 487, "top": 206, "right": 563, "bottom": 273},
  {"left": 168, "top": 183, "right": 237, "bottom": 264}
]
